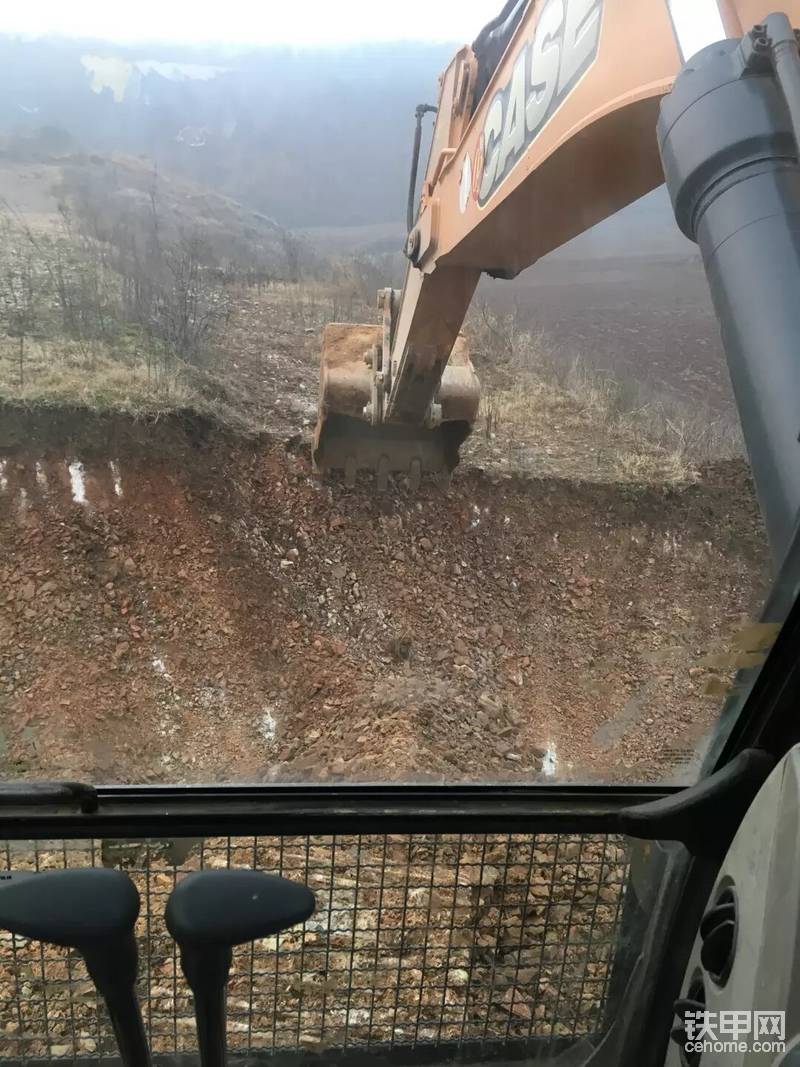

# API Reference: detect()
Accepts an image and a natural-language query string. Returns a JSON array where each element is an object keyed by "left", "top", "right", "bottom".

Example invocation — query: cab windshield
[{"left": 0, "top": 0, "right": 785, "bottom": 790}]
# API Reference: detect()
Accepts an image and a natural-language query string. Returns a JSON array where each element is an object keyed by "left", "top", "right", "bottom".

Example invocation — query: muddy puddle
[{"left": 0, "top": 455, "right": 129, "bottom": 516}]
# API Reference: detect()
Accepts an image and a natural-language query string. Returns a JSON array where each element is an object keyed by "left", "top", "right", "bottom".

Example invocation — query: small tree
[
  {"left": 279, "top": 230, "right": 302, "bottom": 283},
  {"left": 0, "top": 252, "right": 38, "bottom": 388},
  {"left": 152, "top": 232, "right": 223, "bottom": 368}
]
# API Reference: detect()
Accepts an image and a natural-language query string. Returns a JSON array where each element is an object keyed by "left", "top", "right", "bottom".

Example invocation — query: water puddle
[
  {"left": 68, "top": 460, "right": 87, "bottom": 504},
  {"left": 35, "top": 462, "right": 48, "bottom": 492},
  {"left": 259, "top": 707, "right": 278, "bottom": 744},
  {"left": 110, "top": 460, "right": 124, "bottom": 498},
  {"left": 542, "top": 744, "right": 558, "bottom": 777},
  {"left": 0, "top": 451, "right": 135, "bottom": 521}
]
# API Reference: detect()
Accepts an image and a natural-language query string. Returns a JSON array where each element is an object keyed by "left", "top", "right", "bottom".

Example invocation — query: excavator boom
[{"left": 314, "top": 0, "right": 800, "bottom": 506}]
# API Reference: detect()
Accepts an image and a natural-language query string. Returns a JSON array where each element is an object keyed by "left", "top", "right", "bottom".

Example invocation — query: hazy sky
[{"left": 0, "top": 0, "right": 501, "bottom": 46}]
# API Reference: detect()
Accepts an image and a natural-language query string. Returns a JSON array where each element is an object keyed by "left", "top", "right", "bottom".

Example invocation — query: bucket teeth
[
  {"left": 320, "top": 452, "right": 452, "bottom": 490},
  {"left": 314, "top": 322, "right": 479, "bottom": 488}
]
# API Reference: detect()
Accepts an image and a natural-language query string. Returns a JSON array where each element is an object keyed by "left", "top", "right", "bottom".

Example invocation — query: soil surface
[
  {"left": 480, "top": 256, "right": 733, "bottom": 417},
  {"left": 0, "top": 406, "right": 769, "bottom": 786}
]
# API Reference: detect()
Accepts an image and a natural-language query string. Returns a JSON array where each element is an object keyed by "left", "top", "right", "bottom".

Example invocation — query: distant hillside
[
  {"left": 0, "top": 152, "right": 304, "bottom": 277},
  {"left": 0, "top": 35, "right": 452, "bottom": 229},
  {"left": 555, "top": 187, "right": 694, "bottom": 262},
  {"left": 0, "top": 33, "right": 693, "bottom": 259}
]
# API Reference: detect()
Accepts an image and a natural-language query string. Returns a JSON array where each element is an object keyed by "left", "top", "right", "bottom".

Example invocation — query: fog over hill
[
  {"left": 0, "top": 32, "right": 692, "bottom": 259},
  {"left": 0, "top": 35, "right": 453, "bottom": 228}
]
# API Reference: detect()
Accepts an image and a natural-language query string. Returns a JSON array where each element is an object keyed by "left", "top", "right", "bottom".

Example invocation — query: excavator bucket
[{"left": 313, "top": 322, "right": 480, "bottom": 487}]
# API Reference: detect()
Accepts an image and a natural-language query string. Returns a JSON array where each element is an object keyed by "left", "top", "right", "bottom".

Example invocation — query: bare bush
[
  {"left": 322, "top": 253, "right": 402, "bottom": 323},
  {"left": 149, "top": 233, "right": 227, "bottom": 367},
  {"left": 0, "top": 187, "right": 232, "bottom": 406},
  {"left": 0, "top": 210, "right": 39, "bottom": 388},
  {"left": 279, "top": 231, "right": 303, "bottom": 284},
  {"left": 0, "top": 242, "right": 37, "bottom": 388},
  {"left": 466, "top": 302, "right": 742, "bottom": 479}
]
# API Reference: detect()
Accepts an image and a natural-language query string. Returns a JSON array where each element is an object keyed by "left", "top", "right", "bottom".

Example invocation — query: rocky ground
[{"left": 0, "top": 397, "right": 768, "bottom": 786}]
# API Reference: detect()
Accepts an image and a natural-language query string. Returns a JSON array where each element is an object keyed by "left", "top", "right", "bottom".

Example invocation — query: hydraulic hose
[{"left": 406, "top": 104, "right": 437, "bottom": 234}]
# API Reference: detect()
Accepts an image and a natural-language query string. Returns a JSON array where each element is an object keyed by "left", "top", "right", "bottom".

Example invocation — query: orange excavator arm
[{"left": 313, "top": 0, "right": 800, "bottom": 498}]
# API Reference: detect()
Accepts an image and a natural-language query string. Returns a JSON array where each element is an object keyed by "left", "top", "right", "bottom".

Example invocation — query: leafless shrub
[
  {"left": 0, "top": 185, "right": 231, "bottom": 405},
  {"left": 0, "top": 236, "right": 37, "bottom": 388},
  {"left": 480, "top": 393, "right": 499, "bottom": 440},
  {"left": 322, "top": 253, "right": 402, "bottom": 323},
  {"left": 279, "top": 231, "right": 303, "bottom": 284},
  {"left": 149, "top": 232, "right": 227, "bottom": 367},
  {"left": 466, "top": 302, "right": 742, "bottom": 475}
]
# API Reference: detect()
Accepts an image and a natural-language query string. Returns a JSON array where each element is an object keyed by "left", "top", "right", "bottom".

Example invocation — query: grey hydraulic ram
[{"left": 659, "top": 13, "right": 800, "bottom": 567}]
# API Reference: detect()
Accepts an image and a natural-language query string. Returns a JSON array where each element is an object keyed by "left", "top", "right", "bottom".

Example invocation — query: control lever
[
  {"left": 166, "top": 869, "right": 315, "bottom": 1067},
  {"left": 0, "top": 869, "right": 150, "bottom": 1066}
]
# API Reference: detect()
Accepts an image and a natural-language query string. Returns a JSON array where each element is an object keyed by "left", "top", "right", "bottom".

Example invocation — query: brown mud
[{"left": 0, "top": 405, "right": 769, "bottom": 786}]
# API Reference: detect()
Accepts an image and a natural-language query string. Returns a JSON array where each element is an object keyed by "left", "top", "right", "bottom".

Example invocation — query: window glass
[{"left": 0, "top": 1, "right": 790, "bottom": 787}]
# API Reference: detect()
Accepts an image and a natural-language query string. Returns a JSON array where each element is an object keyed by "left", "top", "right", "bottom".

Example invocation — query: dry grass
[
  {"left": 0, "top": 199, "right": 255, "bottom": 426},
  {"left": 0, "top": 217, "right": 740, "bottom": 488},
  {"left": 0, "top": 334, "right": 198, "bottom": 416},
  {"left": 474, "top": 377, "right": 692, "bottom": 484},
  {"left": 465, "top": 306, "right": 742, "bottom": 485}
]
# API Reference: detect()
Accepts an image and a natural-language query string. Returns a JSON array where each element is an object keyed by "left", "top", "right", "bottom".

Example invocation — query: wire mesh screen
[{"left": 0, "top": 833, "right": 630, "bottom": 1063}]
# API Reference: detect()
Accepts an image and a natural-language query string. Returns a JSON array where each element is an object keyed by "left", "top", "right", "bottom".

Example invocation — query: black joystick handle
[
  {"left": 0, "top": 869, "right": 150, "bottom": 1066},
  {"left": 166, "top": 870, "right": 315, "bottom": 1067}
]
